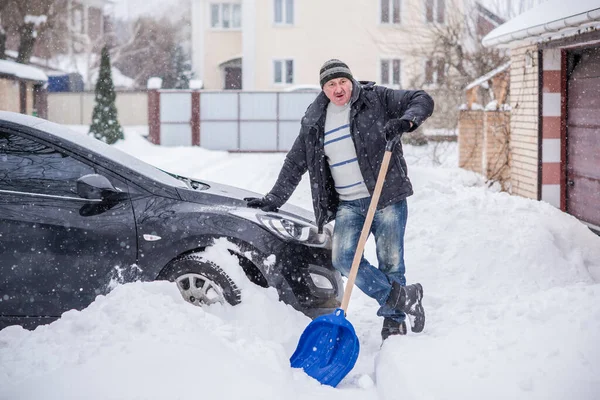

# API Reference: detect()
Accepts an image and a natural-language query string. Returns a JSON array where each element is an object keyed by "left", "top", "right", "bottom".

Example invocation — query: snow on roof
[
  {"left": 3, "top": 52, "right": 133, "bottom": 89},
  {"left": 3, "top": 50, "right": 67, "bottom": 74},
  {"left": 0, "top": 59, "right": 48, "bottom": 82},
  {"left": 465, "top": 62, "right": 510, "bottom": 91},
  {"left": 483, "top": 0, "right": 600, "bottom": 47}
]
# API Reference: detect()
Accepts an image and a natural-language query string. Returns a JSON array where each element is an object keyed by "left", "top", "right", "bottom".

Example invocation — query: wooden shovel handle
[{"left": 340, "top": 148, "right": 394, "bottom": 312}]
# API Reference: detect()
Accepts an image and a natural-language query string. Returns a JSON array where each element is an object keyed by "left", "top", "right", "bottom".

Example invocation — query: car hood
[{"left": 177, "top": 180, "right": 317, "bottom": 224}]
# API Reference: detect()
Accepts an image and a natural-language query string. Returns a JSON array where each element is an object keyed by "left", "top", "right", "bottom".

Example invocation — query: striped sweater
[{"left": 323, "top": 102, "right": 370, "bottom": 201}]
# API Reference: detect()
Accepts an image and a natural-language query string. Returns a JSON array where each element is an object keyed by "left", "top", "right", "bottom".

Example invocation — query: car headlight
[{"left": 229, "top": 209, "right": 331, "bottom": 248}]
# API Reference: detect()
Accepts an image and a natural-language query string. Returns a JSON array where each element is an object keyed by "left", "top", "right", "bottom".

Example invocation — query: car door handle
[{"left": 567, "top": 180, "right": 575, "bottom": 186}]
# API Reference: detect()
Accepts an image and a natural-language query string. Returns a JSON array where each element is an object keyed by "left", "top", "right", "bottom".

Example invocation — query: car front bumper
[{"left": 275, "top": 245, "right": 344, "bottom": 318}]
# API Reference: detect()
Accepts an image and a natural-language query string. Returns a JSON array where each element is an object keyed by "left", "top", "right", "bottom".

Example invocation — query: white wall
[{"left": 47, "top": 91, "right": 148, "bottom": 126}]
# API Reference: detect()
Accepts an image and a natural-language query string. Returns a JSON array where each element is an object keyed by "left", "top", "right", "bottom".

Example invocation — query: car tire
[{"left": 161, "top": 253, "right": 242, "bottom": 307}]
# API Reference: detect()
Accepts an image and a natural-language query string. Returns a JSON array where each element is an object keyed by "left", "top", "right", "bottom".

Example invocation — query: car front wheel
[{"left": 160, "top": 253, "right": 242, "bottom": 307}]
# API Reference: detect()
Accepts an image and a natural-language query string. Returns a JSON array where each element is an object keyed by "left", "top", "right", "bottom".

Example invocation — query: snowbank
[{"left": 1, "top": 126, "right": 599, "bottom": 400}]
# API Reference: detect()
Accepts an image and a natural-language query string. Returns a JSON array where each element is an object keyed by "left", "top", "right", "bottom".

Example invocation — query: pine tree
[
  {"left": 163, "top": 45, "right": 193, "bottom": 89},
  {"left": 89, "top": 45, "right": 124, "bottom": 145},
  {"left": 173, "top": 45, "right": 193, "bottom": 89}
]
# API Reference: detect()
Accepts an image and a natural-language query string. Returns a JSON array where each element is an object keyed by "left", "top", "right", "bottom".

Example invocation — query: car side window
[{"left": 0, "top": 130, "right": 95, "bottom": 197}]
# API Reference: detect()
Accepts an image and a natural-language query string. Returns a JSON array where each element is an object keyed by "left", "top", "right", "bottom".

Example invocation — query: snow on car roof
[{"left": 0, "top": 111, "right": 186, "bottom": 189}]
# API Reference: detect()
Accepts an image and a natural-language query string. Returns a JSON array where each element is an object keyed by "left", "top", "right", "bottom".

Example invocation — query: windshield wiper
[{"left": 162, "top": 170, "right": 209, "bottom": 190}]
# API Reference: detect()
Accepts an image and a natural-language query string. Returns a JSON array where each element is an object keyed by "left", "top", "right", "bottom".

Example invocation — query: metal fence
[
  {"left": 149, "top": 89, "right": 318, "bottom": 151},
  {"left": 46, "top": 89, "right": 317, "bottom": 151}
]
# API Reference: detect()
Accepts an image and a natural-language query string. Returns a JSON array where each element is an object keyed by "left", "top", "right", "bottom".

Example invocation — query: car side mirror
[{"left": 76, "top": 174, "right": 121, "bottom": 200}]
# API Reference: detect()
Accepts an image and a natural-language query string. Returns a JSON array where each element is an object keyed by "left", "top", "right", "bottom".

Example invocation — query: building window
[
  {"left": 210, "top": 3, "right": 242, "bottom": 29},
  {"left": 425, "top": 59, "right": 446, "bottom": 85},
  {"left": 381, "top": 0, "right": 401, "bottom": 24},
  {"left": 381, "top": 59, "right": 401, "bottom": 86},
  {"left": 274, "top": 0, "right": 294, "bottom": 25},
  {"left": 274, "top": 59, "right": 294, "bottom": 84},
  {"left": 232, "top": 4, "right": 242, "bottom": 27},
  {"left": 425, "top": 0, "right": 445, "bottom": 23}
]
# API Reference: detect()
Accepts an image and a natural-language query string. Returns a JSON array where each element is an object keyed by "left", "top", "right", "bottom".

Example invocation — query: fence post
[
  {"left": 191, "top": 91, "right": 200, "bottom": 146},
  {"left": 33, "top": 84, "right": 48, "bottom": 119},
  {"left": 148, "top": 89, "right": 161, "bottom": 144},
  {"left": 237, "top": 92, "right": 241, "bottom": 150},
  {"left": 276, "top": 92, "right": 280, "bottom": 151}
]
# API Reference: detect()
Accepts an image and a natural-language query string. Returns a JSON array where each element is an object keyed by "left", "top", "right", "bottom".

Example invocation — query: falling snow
[{"left": 1, "top": 126, "right": 598, "bottom": 400}]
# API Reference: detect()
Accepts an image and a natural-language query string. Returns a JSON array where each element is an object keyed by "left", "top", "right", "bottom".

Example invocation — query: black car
[{"left": 0, "top": 111, "right": 343, "bottom": 330}]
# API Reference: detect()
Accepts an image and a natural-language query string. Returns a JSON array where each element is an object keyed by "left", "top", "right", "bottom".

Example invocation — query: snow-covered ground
[{"left": 1, "top": 126, "right": 599, "bottom": 400}]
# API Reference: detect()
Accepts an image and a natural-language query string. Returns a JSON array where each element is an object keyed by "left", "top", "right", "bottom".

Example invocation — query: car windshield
[{"left": 33, "top": 120, "right": 188, "bottom": 189}]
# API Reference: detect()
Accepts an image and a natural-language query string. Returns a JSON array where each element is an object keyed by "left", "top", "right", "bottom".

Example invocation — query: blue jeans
[{"left": 332, "top": 198, "right": 408, "bottom": 322}]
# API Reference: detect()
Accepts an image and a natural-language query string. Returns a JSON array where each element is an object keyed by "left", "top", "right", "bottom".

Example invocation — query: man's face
[{"left": 322, "top": 77, "right": 353, "bottom": 106}]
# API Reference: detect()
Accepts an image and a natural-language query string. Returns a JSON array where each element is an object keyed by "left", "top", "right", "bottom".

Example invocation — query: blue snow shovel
[{"left": 290, "top": 137, "right": 400, "bottom": 387}]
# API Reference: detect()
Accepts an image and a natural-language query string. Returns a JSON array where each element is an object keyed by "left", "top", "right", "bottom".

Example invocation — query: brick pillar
[
  {"left": 19, "top": 81, "right": 27, "bottom": 114},
  {"left": 148, "top": 89, "right": 161, "bottom": 144},
  {"left": 33, "top": 84, "right": 48, "bottom": 119},
  {"left": 540, "top": 48, "right": 564, "bottom": 209},
  {"left": 191, "top": 91, "right": 200, "bottom": 146}
]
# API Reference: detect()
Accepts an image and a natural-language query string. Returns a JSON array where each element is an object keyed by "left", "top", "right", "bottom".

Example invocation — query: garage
[
  {"left": 567, "top": 47, "right": 600, "bottom": 230},
  {"left": 481, "top": 0, "right": 600, "bottom": 234}
]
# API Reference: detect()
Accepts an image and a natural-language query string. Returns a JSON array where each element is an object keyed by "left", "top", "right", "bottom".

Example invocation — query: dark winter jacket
[{"left": 266, "top": 79, "right": 434, "bottom": 232}]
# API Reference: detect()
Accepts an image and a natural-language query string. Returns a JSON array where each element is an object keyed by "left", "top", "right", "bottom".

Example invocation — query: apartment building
[{"left": 191, "top": 0, "right": 465, "bottom": 91}]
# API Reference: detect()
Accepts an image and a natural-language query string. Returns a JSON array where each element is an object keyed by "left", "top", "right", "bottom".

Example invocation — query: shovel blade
[{"left": 290, "top": 308, "right": 359, "bottom": 387}]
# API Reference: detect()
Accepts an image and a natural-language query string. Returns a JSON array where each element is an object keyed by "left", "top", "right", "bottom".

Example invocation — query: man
[{"left": 246, "top": 59, "right": 434, "bottom": 340}]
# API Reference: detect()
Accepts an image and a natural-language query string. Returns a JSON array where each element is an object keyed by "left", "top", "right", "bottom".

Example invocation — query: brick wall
[
  {"left": 458, "top": 110, "right": 484, "bottom": 173},
  {"left": 0, "top": 79, "right": 42, "bottom": 116},
  {"left": 459, "top": 110, "right": 510, "bottom": 188},
  {"left": 509, "top": 44, "right": 540, "bottom": 199}
]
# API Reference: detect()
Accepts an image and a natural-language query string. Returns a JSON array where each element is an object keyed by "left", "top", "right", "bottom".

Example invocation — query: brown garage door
[{"left": 566, "top": 47, "right": 600, "bottom": 229}]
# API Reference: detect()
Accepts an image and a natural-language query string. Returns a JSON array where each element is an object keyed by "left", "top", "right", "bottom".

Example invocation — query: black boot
[
  {"left": 381, "top": 317, "right": 407, "bottom": 341},
  {"left": 403, "top": 283, "right": 425, "bottom": 333},
  {"left": 385, "top": 282, "right": 425, "bottom": 333}
]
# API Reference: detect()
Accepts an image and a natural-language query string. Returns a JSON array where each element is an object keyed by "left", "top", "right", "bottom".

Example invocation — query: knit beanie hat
[{"left": 319, "top": 59, "right": 353, "bottom": 87}]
